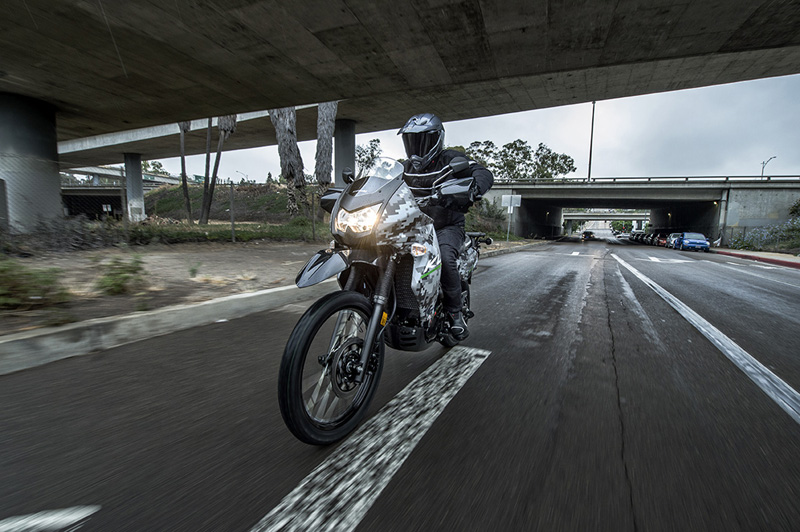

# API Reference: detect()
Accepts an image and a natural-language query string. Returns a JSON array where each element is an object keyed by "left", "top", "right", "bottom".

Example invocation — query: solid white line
[
  {"left": 612, "top": 254, "right": 800, "bottom": 425},
  {"left": 710, "top": 262, "right": 800, "bottom": 290},
  {"left": 0, "top": 506, "right": 101, "bottom": 531},
  {"left": 251, "top": 346, "right": 492, "bottom": 532}
]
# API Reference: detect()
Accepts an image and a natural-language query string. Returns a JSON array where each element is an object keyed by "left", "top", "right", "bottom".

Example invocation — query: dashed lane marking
[
  {"left": 250, "top": 346, "right": 492, "bottom": 532},
  {"left": 612, "top": 254, "right": 800, "bottom": 425}
]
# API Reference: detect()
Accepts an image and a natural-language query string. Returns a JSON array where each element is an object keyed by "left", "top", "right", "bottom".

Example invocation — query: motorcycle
[{"left": 278, "top": 157, "right": 492, "bottom": 445}]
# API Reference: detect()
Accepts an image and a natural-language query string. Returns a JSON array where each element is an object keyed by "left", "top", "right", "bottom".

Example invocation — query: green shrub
[
  {"left": 0, "top": 256, "right": 69, "bottom": 310},
  {"left": 96, "top": 256, "right": 147, "bottom": 295}
]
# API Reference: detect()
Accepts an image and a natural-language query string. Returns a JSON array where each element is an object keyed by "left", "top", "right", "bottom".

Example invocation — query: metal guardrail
[{"left": 494, "top": 175, "right": 800, "bottom": 185}]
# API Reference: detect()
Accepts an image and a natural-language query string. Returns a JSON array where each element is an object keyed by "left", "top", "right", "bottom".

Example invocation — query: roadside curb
[
  {"left": 0, "top": 241, "right": 544, "bottom": 375},
  {"left": 712, "top": 250, "right": 800, "bottom": 270},
  {"left": 0, "top": 281, "right": 337, "bottom": 375}
]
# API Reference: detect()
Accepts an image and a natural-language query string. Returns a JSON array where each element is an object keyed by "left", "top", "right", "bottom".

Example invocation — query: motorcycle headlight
[{"left": 335, "top": 204, "right": 381, "bottom": 234}]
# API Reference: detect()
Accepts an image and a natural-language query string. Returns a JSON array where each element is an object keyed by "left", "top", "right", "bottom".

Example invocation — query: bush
[
  {"left": 729, "top": 217, "right": 800, "bottom": 252},
  {"left": 0, "top": 255, "right": 69, "bottom": 310},
  {"left": 96, "top": 256, "right": 147, "bottom": 295}
]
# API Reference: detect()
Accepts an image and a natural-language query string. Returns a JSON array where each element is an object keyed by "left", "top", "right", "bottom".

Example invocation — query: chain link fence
[{"left": 724, "top": 219, "right": 800, "bottom": 252}]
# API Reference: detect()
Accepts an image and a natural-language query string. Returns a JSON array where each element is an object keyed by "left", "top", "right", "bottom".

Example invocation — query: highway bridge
[
  {"left": 3, "top": 1, "right": 800, "bottom": 231},
  {"left": 487, "top": 175, "right": 800, "bottom": 241}
]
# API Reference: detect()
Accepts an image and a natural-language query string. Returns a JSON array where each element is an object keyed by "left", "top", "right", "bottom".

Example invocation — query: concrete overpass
[
  {"left": 486, "top": 176, "right": 800, "bottom": 241},
  {"left": 3, "top": 1, "right": 800, "bottom": 230}
]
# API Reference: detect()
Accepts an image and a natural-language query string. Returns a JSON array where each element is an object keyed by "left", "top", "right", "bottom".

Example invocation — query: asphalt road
[{"left": 2, "top": 240, "right": 800, "bottom": 531}]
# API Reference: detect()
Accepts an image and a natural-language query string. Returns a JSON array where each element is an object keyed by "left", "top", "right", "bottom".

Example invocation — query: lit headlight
[{"left": 335, "top": 204, "right": 381, "bottom": 234}]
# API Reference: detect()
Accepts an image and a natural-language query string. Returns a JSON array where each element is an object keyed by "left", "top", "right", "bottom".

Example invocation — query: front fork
[{"left": 354, "top": 256, "right": 396, "bottom": 383}]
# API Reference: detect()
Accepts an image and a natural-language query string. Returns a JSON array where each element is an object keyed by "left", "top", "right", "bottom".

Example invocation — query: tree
[
  {"left": 314, "top": 101, "right": 337, "bottom": 192},
  {"left": 269, "top": 106, "right": 306, "bottom": 216},
  {"left": 199, "top": 115, "right": 237, "bottom": 225},
  {"left": 141, "top": 160, "right": 170, "bottom": 176},
  {"left": 355, "top": 139, "right": 382, "bottom": 178},
  {"left": 466, "top": 139, "right": 576, "bottom": 180},
  {"left": 610, "top": 220, "right": 634, "bottom": 232},
  {"left": 177, "top": 121, "right": 193, "bottom": 224},
  {"left": 790, "top": 198, "right": 800, "bottom": 218}
]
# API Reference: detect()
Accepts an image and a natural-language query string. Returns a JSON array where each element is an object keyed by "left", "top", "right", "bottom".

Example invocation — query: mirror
[
  {"left": 342, "top": 167, "right": 355, "bottom": 184},
  {"left": 449, "top": 157, "right": 469, "bottom": 174}
]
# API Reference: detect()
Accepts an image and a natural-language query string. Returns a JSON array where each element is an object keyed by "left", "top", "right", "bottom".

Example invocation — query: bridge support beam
[
  {"left": 123, "top": 153, "right": 145, "bottom": 222},
  {"left": 334, "top": 119, "right": 355, "bottom": 188},
  {"left": 0, "top": 93, "right": 61, "bottom": 232}
]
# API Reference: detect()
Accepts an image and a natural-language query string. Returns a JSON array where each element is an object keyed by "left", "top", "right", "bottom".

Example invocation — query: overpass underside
[{"left": 486, "top": 182, "right": 800, "bottom": 242}]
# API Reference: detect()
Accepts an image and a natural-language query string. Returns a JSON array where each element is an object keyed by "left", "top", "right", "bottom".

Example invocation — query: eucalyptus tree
[
  {"left": 199, "top": 114, "right": 237, "bottom": 225},
  {"left": 314, "top": 101, "right": 337, "bottom": 193},
  {"left": 177, "top": 120, "right": 193, "bottom": 224},
  {"left": 269, "top": 106, "right": 306, "bottom": 216}
]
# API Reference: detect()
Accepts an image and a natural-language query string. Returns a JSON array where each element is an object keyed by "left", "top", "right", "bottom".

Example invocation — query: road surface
[{"left": 2, "top": 240, "right": 799, "bottom": 531}]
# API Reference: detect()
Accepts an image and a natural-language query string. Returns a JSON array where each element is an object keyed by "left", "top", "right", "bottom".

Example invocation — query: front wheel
[{"left": 278, "top": 291, "right": 384, "bottom": 445}]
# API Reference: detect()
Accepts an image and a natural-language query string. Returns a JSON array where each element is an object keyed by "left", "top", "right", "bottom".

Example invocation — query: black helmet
[{"left": 398, "top": 113, "right": 445, "bottom": 171}]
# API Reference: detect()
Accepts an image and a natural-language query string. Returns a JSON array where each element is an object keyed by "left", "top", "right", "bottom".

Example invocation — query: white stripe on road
[
  {"left": 648, "top": 256, "right": 661, "bottom": 262},
  {"left": 251, "top": 346, "right": 492, "bottom": 532},
  {"left": 711, "top": 262, "right": 800, "bottom": 290},
  {"left": 571, "top": 252, "right": 580, "bottom": 256},
  {"left": 0, "top": 506, "right": 101, "bottom": 532},
  {"left": 612, "top": 254, "right": 800, "bottom": 425}
]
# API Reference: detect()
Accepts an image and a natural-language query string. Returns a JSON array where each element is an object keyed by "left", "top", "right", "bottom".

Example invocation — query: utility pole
[{"left": 587, "top": 101, "right": 596, "bottom": 181}]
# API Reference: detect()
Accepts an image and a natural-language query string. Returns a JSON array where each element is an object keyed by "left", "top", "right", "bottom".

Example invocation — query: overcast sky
[{"left": 160, "top": 73, "right": 800, "bottom": 182}]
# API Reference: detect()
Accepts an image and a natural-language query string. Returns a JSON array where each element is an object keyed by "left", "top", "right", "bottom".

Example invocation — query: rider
[{"left": 398, "top": 113, "right": 494, "bottom": 341}]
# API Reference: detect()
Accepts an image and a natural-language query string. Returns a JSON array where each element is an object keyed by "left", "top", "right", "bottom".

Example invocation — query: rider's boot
[{"left": 448, "top": 311, "right": 469, "bottom": 341}]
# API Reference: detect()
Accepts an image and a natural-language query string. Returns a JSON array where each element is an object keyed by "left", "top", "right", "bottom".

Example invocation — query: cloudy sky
[{"left": 161, "top": 73, "right": 800, "bottom": 182}]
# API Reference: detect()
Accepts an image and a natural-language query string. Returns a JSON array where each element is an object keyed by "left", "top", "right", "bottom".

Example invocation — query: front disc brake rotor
[{"left": 330, "top": 337, "right": 363, "bottom": 399}]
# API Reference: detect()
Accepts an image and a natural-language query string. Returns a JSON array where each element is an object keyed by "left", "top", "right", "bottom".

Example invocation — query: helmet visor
[{"left": 403, "top": 131, "right": 440, "bottom": 159}]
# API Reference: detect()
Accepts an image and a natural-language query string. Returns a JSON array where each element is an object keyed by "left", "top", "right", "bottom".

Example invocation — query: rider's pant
[{"left": 436, "top": 224, "right": 465, "bottom": 314}]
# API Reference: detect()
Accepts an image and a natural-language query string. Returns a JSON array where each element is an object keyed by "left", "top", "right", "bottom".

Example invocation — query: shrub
[
  {"left": 0, "top": 256, "right": 69, "bottom": 310},
  {"left": 729, "top": 217, "right": 800, "bottom": 252},
  {"left": 96, "top": 256, "right": 147, "bottom": 295}
]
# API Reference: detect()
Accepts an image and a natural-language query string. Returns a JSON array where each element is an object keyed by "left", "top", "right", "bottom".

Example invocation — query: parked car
[
  {"left": 643, "top": 233, "right": 655, "bottom": 245},
  {"left": 676, "top": 232, "right": 710, "bottom": 252},
  {"left": 666, "top": 233, "right": 681, "bottom": 248},
  {"left": 655, "top": 233, "right": 668, "bottom": 246},
  {"left": 618, "top": 232, "right": 630, "bottom": 239},
  {"left": 629, "top": 231, "right": 644, "bottom": 242}
]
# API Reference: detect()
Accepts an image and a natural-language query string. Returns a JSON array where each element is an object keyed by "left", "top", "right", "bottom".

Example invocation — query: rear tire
[{"left": 278, "top": 291, "right": 384, "bottom": 445}]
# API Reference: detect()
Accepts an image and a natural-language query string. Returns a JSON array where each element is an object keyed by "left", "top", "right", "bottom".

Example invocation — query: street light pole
[
  {"left": 235, "top": 170, "right": 249, "bottom": 182},
  {"left": 761, "top": 156, "right": 776, "bottom": 177},
  {"left": 587, "top": 101, "right": 596, "bottom": 182}
]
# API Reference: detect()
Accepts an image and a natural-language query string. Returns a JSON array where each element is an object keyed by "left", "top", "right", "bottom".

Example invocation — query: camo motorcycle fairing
[
  {"left": 457, "top": 235, "right": 479, "bottom": 280},
  {"left": 374, "top": 181, "right": 441, "bottom": 322},
  {"left": 410, "top": 223, "right": 441, "bottom": 322},
  {"left": 375, "top": 183, "right": 431, "bottom": 252}
]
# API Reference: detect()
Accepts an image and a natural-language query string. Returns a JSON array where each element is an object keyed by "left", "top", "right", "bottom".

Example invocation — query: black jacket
[{"left": 402, "top": 149, "right": 494, "bottom": 229}]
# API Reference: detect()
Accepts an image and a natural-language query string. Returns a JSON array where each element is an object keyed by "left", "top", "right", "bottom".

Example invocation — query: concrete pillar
[
  {"left": 0, "top": 93, "right": 61, "bottom": 232},
  {"left": 334, "top": 119, "right": 356, "bottom": 188},
  {"left": 124, "top": 153, "right": 145, "bottom": 222}
]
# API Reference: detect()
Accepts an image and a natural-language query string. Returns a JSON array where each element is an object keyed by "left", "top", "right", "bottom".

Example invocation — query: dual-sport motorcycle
[{"left": 278, "top": 157, "right": 492, "bottom": 445}]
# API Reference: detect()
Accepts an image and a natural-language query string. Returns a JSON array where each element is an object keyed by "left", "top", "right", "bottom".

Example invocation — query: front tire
[{"left": 278, "top": 291, "right": 384, "bottom": 445}]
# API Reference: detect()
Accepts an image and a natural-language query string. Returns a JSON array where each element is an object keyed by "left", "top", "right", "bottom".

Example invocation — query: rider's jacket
[{"left": 402, "top": 149, "right": 494, "bottom": 230}]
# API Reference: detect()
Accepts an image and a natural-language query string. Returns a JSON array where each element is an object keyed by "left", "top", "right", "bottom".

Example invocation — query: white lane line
[
  {"left": 648, "top": 256, "right": 661, "bottom": 262},
  {"left": 251, "top": 346, "right": 492, "bottom": 532},
  {"left": 612, "top": 254, "right": 800, "bottom": 425},
  {"left": 571, "top": 251, "right": 580, "bottom": 256},
  {"left": 711, "top": 262, "right": 800, "bottom": 290},
  {"left": 0, "top": 506, "right": 101, "bottom": 531}
]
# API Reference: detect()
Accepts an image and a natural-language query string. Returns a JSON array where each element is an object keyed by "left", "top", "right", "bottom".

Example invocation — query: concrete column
[
  {"left": 0, "top": 93, "right": 61, "bottom": 232},
  {"left": 124, "top": 152, "right": 145, "bottom": 222},
  {"left": 334, "top": 119, "right": 356, "bottom": 188}
]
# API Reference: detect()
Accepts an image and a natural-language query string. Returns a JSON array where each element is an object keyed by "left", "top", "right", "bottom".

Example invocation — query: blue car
[{"left": 676, "top": 232, "right": 710, "bottom": 252}]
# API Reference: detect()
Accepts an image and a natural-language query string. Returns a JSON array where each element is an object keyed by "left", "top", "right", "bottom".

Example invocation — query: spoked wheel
[{"left": 278, "top": 291, "right": 384, "bottom": 445}]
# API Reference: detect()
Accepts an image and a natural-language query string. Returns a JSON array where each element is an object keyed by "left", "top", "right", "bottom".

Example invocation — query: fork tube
[{"left": 354, "top": 256, "right": 396, "bottom": 383}]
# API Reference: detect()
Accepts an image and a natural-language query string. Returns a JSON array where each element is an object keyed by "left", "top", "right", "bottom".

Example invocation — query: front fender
[{"left": 296, "top": 249, "right": 350, "bottom": 288}]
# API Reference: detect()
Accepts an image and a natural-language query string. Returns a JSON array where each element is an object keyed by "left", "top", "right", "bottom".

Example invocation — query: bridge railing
[{"left": 494, "top": 175, "right": 800, "bottom": 185}]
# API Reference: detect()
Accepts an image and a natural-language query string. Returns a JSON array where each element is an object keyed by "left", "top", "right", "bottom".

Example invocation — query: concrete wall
[
  {"left": 650, "top": 201, "right": 720, "bottom": 238},
  {"left": 726, "top": 187, "right": 800, "bottom": 228}
]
